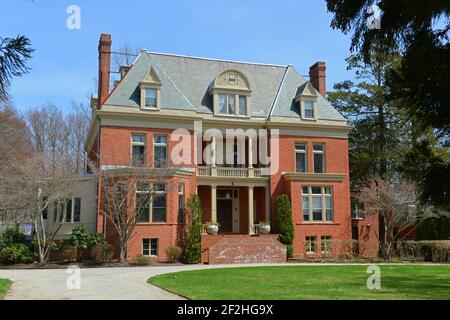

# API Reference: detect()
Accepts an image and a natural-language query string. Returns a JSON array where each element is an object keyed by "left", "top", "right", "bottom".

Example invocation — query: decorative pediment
[
  {"left": 140, "top": 67, "right": 161, "bottom": 86},
  {"left": 295, "top": 81, "right": 317, "bottom": 101},
  {"left": 210, "top": 69, "right": 251, "bottom": 94}
]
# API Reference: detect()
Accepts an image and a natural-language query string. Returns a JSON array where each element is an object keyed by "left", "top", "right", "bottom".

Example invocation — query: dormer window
[
  {"left": 145, "top": 88, "right": 157, "bottom": 108},
  {"left": 304, "top": 100, "right": 315, "bottom": 119},
  {"left": 140, "top": 67, "right": 161, "bottom": 110},
  {"left": 295, "top": 81, "right": 318, "bottom": 120},
  {"left": 210, "top": 70, "right": 251, "bottom": 117}
]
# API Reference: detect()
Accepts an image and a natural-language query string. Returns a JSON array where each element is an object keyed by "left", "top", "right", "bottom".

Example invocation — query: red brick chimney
[
  {"left": 97, "top": 34, "right": 112, "bottom": 108},
  {"left": 309, "top": 61, "right": 326, "bottom": 97}
]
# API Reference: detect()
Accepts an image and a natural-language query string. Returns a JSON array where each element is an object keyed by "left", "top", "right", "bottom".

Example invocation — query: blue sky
[{"left": 1, "top": 0, "right": 355, "bottom": 113}]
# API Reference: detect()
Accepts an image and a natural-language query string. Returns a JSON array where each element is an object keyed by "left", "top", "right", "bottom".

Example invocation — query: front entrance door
[{"left": 217, "top": 189, "right": 239, "bottom": 233}]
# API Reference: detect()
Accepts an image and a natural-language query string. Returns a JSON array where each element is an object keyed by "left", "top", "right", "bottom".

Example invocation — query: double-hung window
[
  {"left": 305, "top": 236, "right": 317, "bottom": 253},
  {"left": 142, "top": 238, "right": 158, "bottom": 256},
  {"left": 304, "top": 100, "right": 315, "bottom": 119},
  {"left": 135, "top": 183, "right": 166, "bottom": 223},
  {"left": 153, "top": 135, "right": 167, "bottom": 168},
  {"left": 313, "top": 143, "right": 325, "bottom": 173},
  {"left": 321, "top": 235, "right": 332, "bottom": 253},
  {"left": 144, "top": 88, "right": 157, "bottom": 108},
  {"left": 132, "top": 134, "right": 146, "bottom": 167},
  {"left": 238, "top": 95, "right": 247, "bottom": 115},
  {"left": 295, "top": 142, "right": 307, "bottom": 172},
  {"left": 302, "top": 186, "right": 333, "bottom": 222}
]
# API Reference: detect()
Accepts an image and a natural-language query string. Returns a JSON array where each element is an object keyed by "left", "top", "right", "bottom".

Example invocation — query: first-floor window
[
  {"left": 135, "top": 183, "right": 166, "bottom": 223},
  {"left": 142, "top": 238, "right": 158, "bottom": 256},
  {"left": 302, "top": 186, "right": 333, "bottom": 222},
  {"left": 64, "top": 197, "right": 81, "bottom": 223},
  {"left": 321, "top": 236, "right": 332, "bottom": 253},
  {"left": 305, "top": 236, "right": 316, "bottom": 253}
]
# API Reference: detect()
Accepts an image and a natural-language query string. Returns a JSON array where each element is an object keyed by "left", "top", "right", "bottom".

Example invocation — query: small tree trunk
[{"left": 119, "top": 242, "right": 127, "bottom": 262}]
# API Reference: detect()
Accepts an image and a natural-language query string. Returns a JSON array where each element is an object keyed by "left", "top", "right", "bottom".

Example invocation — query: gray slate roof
[{"left": 105, "top": 51, "right": 345, "bottom": 121}]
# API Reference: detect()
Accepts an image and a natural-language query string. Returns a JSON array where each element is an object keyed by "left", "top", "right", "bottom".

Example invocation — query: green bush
[
  {"left": 0, "top": 226, "right": 26, "bottom": 251},
  {"left": 166, "top": 245, "right": 182, "bottom": 262},
  {"left": 183, "top": 195, "right": 202, "bottom": 264},
  {"left": 0, "top": 243, "right": 33, "bottom": 265},
  {"left": 89, "top": 233, "right": 107, "bottom": 247},
  {"left": 274, "top": 194, "right": 294, "bottom": 258},
  {"left": 418, "top": 216, "right": 450, "bottom": 240},
  {"left": 130, "top": 255, "right": 154, "bottom": 266}
]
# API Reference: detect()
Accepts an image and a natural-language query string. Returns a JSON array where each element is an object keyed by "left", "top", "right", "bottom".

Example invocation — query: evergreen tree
[
  {"left": 183, "top": 195, "right": 202, "bottom": 264},
  {"left": 274, "top": 194, "right": 294, "bottom": 258}
]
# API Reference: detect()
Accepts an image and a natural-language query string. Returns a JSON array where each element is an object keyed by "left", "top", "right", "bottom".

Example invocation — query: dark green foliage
[
  {"left": 418, "top": 217, "right": 450, "bottom": 240},
  {"left": 0, "top": 243, "right": 33, "bottom": 265},
  {"left": 62, "top": 226, "right": 107, "bottom": 262},
  {"left": 0, "top": 226, "right": 26, "bottom": 251},
  {"left": 0, "top": 35, "right": 34, "bottom": 101},
  {"left": 274, "top": 194, "right": 294, "bottom": 258},
  {"left": 326, "top": 0, "right": 450, "bottom": 208},
  {"left": 183, "top": 195, "right": 202, "bottom": 264}
]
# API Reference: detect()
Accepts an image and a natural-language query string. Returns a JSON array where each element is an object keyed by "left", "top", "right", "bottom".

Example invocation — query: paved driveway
[{"left": 0, "top": 264, "right": 214, "bottom": 300}]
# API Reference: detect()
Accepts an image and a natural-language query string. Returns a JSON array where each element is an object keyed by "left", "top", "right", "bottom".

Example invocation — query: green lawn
[
  {"left": 0, "top": 279, "right": 12, "bottom": 299},
  {"left": 149, "top": 265, "right": 450, "bottom": 300}
]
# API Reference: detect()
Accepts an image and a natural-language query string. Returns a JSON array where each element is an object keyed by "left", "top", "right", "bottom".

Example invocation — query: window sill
[
  {"left": 214, "top": 113, "right": 251, "bottom": 119},
  {"left": 136, "top": 222, "right": 167, "bottom": 225},
  {"left": 141, "top": 107, "right": 159, "bottom": 111}
]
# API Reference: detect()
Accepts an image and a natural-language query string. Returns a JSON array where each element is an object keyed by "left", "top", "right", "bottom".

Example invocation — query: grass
[
  {"left": 149, "top": 265, "right": 450, "bottom": 300},
  {"left": 0, "top": 279, "right": 12, "bottom": 299}
]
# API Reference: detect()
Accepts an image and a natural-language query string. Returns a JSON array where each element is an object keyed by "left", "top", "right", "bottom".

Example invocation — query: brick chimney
[
  {"left": 309, "top": 61, "right": 326, "bottom": 97},
  {"left": 97, "top": 33, "right": 112, "bottom": 108}
]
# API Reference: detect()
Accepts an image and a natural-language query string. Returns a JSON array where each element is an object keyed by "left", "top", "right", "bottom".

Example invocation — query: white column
[
  {"left": 265, "top": 186, "right": 271, "bottom": 223},
  {"left": 211, "top": 136, "right": 216, "bottom": 167},
  {"left": 248, "top": 186, "right": 254, "bottom": 234},
  {"left": 248, "top": 136, "right": 253, "bottom": 168},
  {"left": 211, "top": 185, "right": 217, "bottom": 223}
]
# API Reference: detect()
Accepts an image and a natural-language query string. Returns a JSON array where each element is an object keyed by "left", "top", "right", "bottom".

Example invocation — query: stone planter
[
  {"left": 259, "top": 224, "right": 271, "bottom": 234},
  {"left": 206, "top": 224, "right": 219, "bottom": 235}
]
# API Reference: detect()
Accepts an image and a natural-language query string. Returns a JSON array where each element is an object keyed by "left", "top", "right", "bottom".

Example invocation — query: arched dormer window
[
  {"left": 209, "top": 70, "right": 251, "bottom": 117},
  {"left": 139, "top": 67, "right": 161, "bottom": 110},
  {"left": 295, "top": 81, "right": 318, "bottom": 120}
]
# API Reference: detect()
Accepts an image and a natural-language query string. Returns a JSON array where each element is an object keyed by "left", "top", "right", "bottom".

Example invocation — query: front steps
[{"left": 201, "top": 234, "right": 287, "bottom": 264}]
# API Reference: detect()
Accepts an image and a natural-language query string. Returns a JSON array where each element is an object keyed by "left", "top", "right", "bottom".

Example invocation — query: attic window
[
  {"left": 210, "top": 70, "right": 251, "bottom": 117},
  {"left": 139, "top": 67, "right": 161, "bottom": 110},
  {"left": 304, "top": 100, "right": 315, "bottom": 118},
  {"left": 295, "top": 82, "right": 318, "bottom": 121}
]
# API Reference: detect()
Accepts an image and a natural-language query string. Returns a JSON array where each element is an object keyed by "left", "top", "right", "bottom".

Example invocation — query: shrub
[
  {"left": 183, "top": 195, "right": 202, "bottom": 264},
  {"left": 395, "top": 240, "right": 450, "bottom": 262},
  {"left": 0, "top": 243, "right": 33, "bottom": 265},
  {"left": 88, "top": 233, "right": 107, "bottom": 247},
  {"left": 130, "top": 255, "right": 154, "bottom": 266},
  {"left": 0, "top": 226, "right": 26, "bottom": 251},
  {"left": 166, "top": 245, "right": 182, "bottom": 262},
  {"left": 90, "top": 243, "right": 113, "bottom": 264},
  {"left": 62, "top": 225, "right": 90, "bottom": 261},
  {"left": 62, "top": 245, "right": 77, "bottom": 262},
  {"left": 274, "top": 194, "right": 294, "bottom": 258}
]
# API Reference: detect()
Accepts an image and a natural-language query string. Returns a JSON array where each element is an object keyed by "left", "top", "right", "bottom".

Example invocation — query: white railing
[
  {"left": 196, "top": 166, "right": 267, "bottom": 178},
  {"left": 197, "top": 166, "right": 211, "bottom": 176},
  {"left": 217, "top": 167, "right": 247, "bottom": 177}
]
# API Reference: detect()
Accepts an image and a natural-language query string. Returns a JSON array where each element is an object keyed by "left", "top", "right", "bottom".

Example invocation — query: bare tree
[
  {"left": 66, "top": 102, "right": 91, "bottom": 174},
  {"left": 94, "top": 163, "right": 178, "bottom": 262},
  {"left": 358, "top": 179, "right": 444, "bottom": 260},
  {"left": 0, "top": 153, "right": 75, "bottom": 262},
  {"left": 111, "top": 43, "right": 139, "bottom": 69}
]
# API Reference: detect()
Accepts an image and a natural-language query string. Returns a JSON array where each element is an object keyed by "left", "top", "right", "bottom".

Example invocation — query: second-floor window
[
  {"left": 313, "top": 143, "right": 325, "bottom": 173},
  {"left": 302, "top": 186, "right": 333, "bottom": 222},
  {"left": 153, "top": 135, "right": 167, "bottom": 168},
  {"left": 178, "top": 183, "right": 184, "bottom": 223},
  {"left": 144, "top": 88, "right": 157, "bottom": 108},
  {"left": 239, "top": 95, "right": 247, "bottom": 115},
  {"left": 295, "top": 142, "right": 307, "bottom": 172},
  {"left": 132, "top": 134, "right": 146, "bottom": 167}
]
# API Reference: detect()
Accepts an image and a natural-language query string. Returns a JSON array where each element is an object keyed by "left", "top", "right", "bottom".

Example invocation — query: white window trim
[
  {"left": 142, "top": 238, "right": 158, "bottom": 257},
  {"left": 300, "top": 98, "right": 318, "bottom": 120},
  {"left": 136, "top": 183, "right": 167, "bottom": 224},
  {"left": 312, "top": 143, "right": 326, "bottom": 173},
  {"left": 59, "top": 197, "right": 81, "bottom": 224},
  {"left": 213, "top": 92, "right": 251, "bottom": 117},
  {"left": 305, "top": 236, "right": 317, "bottom": 253},
  {"left": 131, "top": 133, "right": 147, "bottom": 167},
  {"left": 301, "top": 186, "right": 333, "bottom": 223},
  {"left": 139, "top": 83, "right": 161, "bottom": 110},
  {"left": 294, "top": 142, "right": 308, "bottom": 173},
  {"left": 153, "top": 134, "right": 168, "bottom": 168}
]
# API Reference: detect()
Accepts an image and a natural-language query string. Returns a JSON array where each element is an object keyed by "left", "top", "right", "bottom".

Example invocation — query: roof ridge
[
  {"left": 268, "top": 65, "right": 290, "bottom": 118},
  {"left": 146, "top": 50, "right": 287, "bottom": 68}
]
